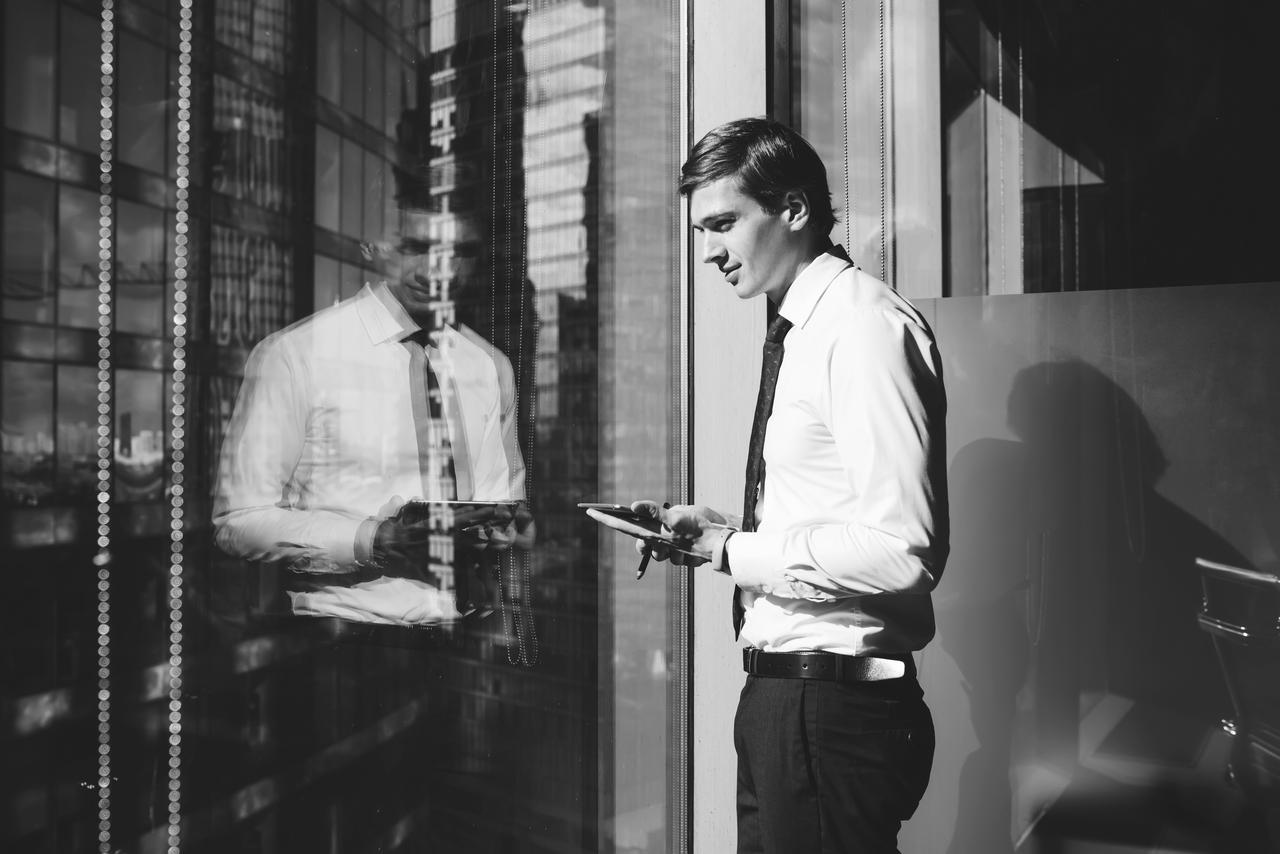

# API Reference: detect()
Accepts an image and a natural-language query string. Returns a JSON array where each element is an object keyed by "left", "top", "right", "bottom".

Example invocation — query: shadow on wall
[{"left": 936, "top": 358, "right": 1252, "bottom": 854}]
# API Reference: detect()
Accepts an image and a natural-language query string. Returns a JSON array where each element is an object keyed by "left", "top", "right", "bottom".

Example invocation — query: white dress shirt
[
  {"left": 725, "top": 248, "right": 948, "bottom": 656},
  {"left": 213, "top": 282, "right": 525, "bottom": 589}
]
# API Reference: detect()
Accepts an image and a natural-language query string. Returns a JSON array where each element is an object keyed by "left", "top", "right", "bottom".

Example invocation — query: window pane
[
  {"left": 56, "top": 185, "right": 100, "bottom": 329},
  {"left": 54, "top": 364, "right": 96, "bottom": 501},
  {"left": 341, "top": 18, "right": 365, "bottom": 116},
  {"left": 314, "top": 125, "right": 341, "bottom": 231},
  {"left": 364, "top": 31, "right": 386, "bottom": 130},
  {"left": 117, "top": 32, "right": 167, "bottom": 171},
  {"left": 116, "top": 201, "right": 166, "bottom": 335},
  {"left": 935, "top": 0, "right": 1280, "bottom": 293},
  {"left": 363, "top": 149, "right": 385, "bottom": 245},
  {"left": 314, "top": 253, "right": 340, "bottom": 309},
  {"left": 2, "top": 360, "right": 54, "bottom": 506},
  {"left": 59, "top": 7, "right": 100, "bottom": 152},
  {"left": 384, "top": 47, "right": 402, "bottom": 137},
  {"left": 316, "top": 1, "right": 341, "bottom": 103},
  {"left": 3, "top": 171, "right": 57, "bottom": 323},
  {"left": 114, "top": 369, "right": 164, "bottom": 503},
  {"left": 3, "top": 0, "right": 56, "bottom": 138},
  {"left": 340, "top": 137, "right": 363, "bottom": 237},
  {"left": 339, "top": 260, "right": 363, "bottom": 300}
]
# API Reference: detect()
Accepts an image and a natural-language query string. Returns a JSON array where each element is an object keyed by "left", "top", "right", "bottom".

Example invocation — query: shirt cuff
[
  {"left": 354, "top": 517, "right": 380, "bottom": 565},
  {"left": 709, "top": 528, "right": 736, "bottom": 574},
  {"left": 724, "top": 529, "right": 776, "bottom": 586},
  {"left": 727, "top": 529, "right": 838, "bottom": 601}
]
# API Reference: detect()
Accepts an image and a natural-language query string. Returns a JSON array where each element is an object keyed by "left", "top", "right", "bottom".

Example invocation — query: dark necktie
[
  {"left": 734, "top": 313, "right": 793, "bottom": 637},
  {"left": 404, "top": 330, "right": 461, "bottom": 500}
]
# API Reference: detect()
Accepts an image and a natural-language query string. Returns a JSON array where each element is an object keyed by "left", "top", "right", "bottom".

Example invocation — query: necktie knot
[{"left": 766, "top": 315, "right": 793, "bottom": 344}]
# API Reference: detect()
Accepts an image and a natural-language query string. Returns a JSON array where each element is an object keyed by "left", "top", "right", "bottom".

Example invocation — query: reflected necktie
[
  {"left": 734, "top": 313, "right": 793, "bottom": 637},
  {"left": 405, "top": 331, "right": 467, "bottom": 500}
]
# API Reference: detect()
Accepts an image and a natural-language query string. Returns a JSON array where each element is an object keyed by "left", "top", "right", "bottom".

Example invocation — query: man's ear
[{"left": 783, "top": 190, "right": 811, "bottom": 232}]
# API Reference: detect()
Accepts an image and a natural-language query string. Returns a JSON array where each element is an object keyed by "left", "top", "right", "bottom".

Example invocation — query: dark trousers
[{"left": 734, "top": 673, "right": 935, "bottom": 854}]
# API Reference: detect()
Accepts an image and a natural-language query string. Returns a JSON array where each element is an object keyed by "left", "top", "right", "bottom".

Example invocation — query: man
[
  {"left": 639, "top": 117, "right": 948, "bottom": 852},
  {"left": 213, "top": 206, "right": 532, "bottom": 625}
]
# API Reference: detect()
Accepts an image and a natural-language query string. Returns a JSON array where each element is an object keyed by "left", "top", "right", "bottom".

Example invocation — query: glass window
[
  {"left": 4, "top": 2, "right": 685, "bottom": 852},
  {"left": 2, "top": 360, "right": 54, "bottom": 506},
  {"left": 339, "top": 260, "right": 363, "bottom": 300},
  {"left": 59, "top": 7, "right": 101, "bottom": 152},
  {"left": 114, "top": 368, "right": 164, "bottom": 503},
  {"left": 314, "top": 253, "right": 340, "bottom": 309},
  {"left": 314, "top": 125, "right": 341, "bottom": 231},
  {"left": 54, "top": 363, "right": 96, "bottom": 501},
  {"left": 364, "top": 31, "right": 387, "bottom": 131},
  {"left": 3, "top": 170, "right": 57, "bottom": 323},
  {"left": 56, "top": 184, "right": 100, "bottom": 329},
  {"left": 341, "top": 17, "right": 365, "bottom": 117},
  {"left": 116, "top": 201, "right": 166, "bottom": 336},
  {"left": 363, "top": 148, "right": 385, "bottom": 244},
  {"left": 117, "top": 31, "right": 168, "bottom": 171},
  {"left": 936, "top": 0, "right": 1280, "bottom": 293},
  {"left": 317, "top": 0, "right": 342, "bottom": 104},
  {"left": 384, "top": 48, "right": 403, "bottom": 138},
  {"left": 340, "top": 137, "right": 364, "bottom": 237},
  {"left": 3, "top": 0, "right": 56, "bottom": 139}
]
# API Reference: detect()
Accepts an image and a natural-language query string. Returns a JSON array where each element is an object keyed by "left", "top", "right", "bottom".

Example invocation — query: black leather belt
[{"left": 742, "top": 648, "right": 913, "bottom": 682}]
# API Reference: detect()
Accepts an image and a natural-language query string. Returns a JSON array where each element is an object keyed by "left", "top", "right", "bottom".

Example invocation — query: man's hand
[
  {"left": 369, "top": 509, "right": 434, "bottom": 581},
  {"left": 629, "top": 501, "right": 734, "bottom": 569},
  {"left": 451, "top": 502, "right": 535, "bottom": 551}
]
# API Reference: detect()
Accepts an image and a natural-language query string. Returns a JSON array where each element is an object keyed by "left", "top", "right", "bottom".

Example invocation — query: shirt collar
[
  {"left": 776, "top": 245, "right": 855, "bottom": 330},
  {"left": 354, "top": 281, "right": 423, "bottom": 345}
]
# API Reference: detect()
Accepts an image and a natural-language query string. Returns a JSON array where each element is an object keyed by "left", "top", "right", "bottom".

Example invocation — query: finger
[
  {"left": 661, "top": 507, "right": 704, "bottom": 537},
  {"left": 630, "top": 499, "right": 663, "bottom": 520},
  {"left": 376, "top": 495, "right": 407, "bottom": 517},
  {"left": 486, "top": 523, "right": 516, "bottom": 550},
  {"left": 646, "top": 540, "right": 674, "bottom": 563}
]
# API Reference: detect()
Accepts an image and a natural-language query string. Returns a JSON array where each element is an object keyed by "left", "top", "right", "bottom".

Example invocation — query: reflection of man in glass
[{"left": 213, "top": 206, "right": 530, "bottom": 625}]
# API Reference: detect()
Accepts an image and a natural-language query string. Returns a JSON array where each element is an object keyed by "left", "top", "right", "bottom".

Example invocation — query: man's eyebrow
[{"left": 692, "top": 209, "right": 735, "bottom": 228}]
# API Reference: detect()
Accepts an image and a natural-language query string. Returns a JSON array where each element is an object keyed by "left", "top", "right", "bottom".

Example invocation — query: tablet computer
[{"left": 579, "top": 503, "right": 701, "bottom": 558}]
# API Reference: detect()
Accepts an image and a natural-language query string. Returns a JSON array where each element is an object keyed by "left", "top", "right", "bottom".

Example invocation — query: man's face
[
  {"left": 366, "top": 209, "right": 438, "bottom": 321},
  {"left": 382, "top": 241, "right": 435, "bottom": 321},
  {"left": 689, "top": 176, "right": 804, "bottom": 303}
]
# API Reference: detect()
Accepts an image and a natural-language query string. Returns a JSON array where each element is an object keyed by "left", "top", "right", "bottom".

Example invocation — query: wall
[{"left": 901, "top": 283, "right": 1280, "bottom": 852}]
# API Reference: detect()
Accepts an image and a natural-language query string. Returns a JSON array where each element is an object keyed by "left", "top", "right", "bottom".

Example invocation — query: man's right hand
[
  {"left": 368, "top": 510, "right": 435, "bottom": 581},
  {"left": 630, "top": 500, "right": 734, "bottom": 567}
]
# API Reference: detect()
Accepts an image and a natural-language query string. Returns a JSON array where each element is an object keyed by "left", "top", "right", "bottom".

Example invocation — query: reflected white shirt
[
  {"left": 726, "top": 249, "right": 949, "bottom": 656},
  {"left": 213, "top": 282, "right": 525, "bottom": 570}
]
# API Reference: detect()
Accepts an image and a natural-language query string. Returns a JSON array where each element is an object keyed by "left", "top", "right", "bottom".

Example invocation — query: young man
[{"left": 638, "top": 117, "right": 948, "bottom": 852}]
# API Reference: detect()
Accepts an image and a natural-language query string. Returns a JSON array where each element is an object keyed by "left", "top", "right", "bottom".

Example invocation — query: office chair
[{"left": 1195, "top": 558, "right": 1280, "bottom": 805}]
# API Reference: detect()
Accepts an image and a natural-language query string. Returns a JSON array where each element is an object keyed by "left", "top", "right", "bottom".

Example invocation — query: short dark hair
[{"left": 679, "top": 117, "right": 836, "bottom": 237}]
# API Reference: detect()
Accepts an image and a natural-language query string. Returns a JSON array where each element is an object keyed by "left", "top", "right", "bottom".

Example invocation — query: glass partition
[{"left": 2, "top": 2, "right": 685, "bottom": 852}]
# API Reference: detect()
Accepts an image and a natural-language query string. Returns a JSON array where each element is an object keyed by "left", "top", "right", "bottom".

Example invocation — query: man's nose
[{"left": 700, "top": 234, "right": 726, "bottom": 265}]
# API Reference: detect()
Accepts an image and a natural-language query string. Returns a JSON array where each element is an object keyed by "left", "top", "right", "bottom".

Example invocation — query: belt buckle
[{"left": 743, "top": 647, "right": 760, "bottom": 673}]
